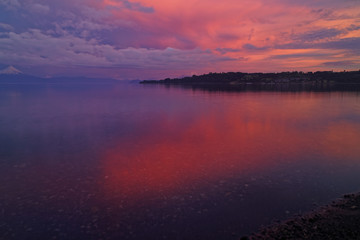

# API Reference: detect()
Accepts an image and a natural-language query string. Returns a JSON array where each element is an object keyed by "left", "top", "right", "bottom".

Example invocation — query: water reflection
[
  {"left": 152, "top": 82, "right": 360, "bottom": 94},
  {"left": 102, "top": 89, "right": 360, "bottom": 200},
  {"left": 0, "top": 83, "right": 360, "bottom": 239}
]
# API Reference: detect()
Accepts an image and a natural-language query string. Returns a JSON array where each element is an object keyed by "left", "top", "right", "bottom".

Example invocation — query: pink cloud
[{"left": 0, "top": 0, "right": 359, "bottom": 78}]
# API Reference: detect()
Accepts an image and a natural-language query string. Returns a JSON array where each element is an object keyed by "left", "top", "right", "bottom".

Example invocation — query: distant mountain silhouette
[
  {"left": 0, "top": 66, "right": 123, "bottom": 83},
  {"left": 0, "top": 66, "right": 23, "bottom": 75}
]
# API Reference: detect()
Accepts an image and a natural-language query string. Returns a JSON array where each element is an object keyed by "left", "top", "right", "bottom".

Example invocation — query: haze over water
[{"left": 1, "top": 82, "right": 360, "bottom": 239}]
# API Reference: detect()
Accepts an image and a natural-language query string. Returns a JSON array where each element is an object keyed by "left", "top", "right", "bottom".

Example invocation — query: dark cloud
[
  {"left": 347, "top": 24, "right": 360, "bottom": 31},
  {"left": 321, "top": 37, "right": 360, "bottom": 50},
  {"left": 292, "top": 28, "right": 343, "bottom": 42},
  {"left": 322, "top": 60, "right": 359, "bottom": 67},
  {"left": 215, "top": 48, "right": 241, "bottom": 54},
  {"left": 121, "top": 0, "right": 154, "bottom": 13},
  {"left": 269, "top": 52, "right": 333, "bottom": 60},
  {"left": 242, "top": 43, "right": 268, "bottom": 51},
  {"left": 276, "top": 37, "right": 360, "bottom": 52},
  {"left": 0, "top": 28, "right": 234, "bottom": 77},
  {"left": 280, "top": 0, "right": 358, "bottom": 8}
]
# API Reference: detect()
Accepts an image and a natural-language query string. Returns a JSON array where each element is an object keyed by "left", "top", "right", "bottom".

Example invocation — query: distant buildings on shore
[{"left": 141, "top": 70, "right": 360, "bottom": 85}]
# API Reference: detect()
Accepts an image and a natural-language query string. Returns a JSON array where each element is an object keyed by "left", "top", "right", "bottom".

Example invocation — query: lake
[{"left": 1, "top": 82, "right": 360, "bottom": 239}]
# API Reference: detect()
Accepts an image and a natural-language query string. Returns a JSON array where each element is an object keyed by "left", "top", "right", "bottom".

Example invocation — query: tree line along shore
[{"left": 140, "top": 70, "right": 360, "bottom": 85}]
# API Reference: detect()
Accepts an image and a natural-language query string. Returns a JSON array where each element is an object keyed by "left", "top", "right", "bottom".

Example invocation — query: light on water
[{"left": 0, "top": 83, "right": 360, "bottom": 239}]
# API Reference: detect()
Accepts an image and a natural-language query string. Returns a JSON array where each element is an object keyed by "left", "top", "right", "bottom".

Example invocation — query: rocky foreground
[{"left": 245, "top": 193, "right": 360, "bottom": 240}]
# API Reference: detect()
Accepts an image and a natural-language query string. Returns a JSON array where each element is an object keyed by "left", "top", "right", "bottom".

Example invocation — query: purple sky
[{"left": 0, "top": 0, "right": 359, "bottom": 80}]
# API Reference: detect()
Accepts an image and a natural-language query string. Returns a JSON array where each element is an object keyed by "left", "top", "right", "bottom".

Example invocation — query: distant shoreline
[
  {"left": 247, "top": 192, "right": 360, "bottom": 240},
  {"left": 140, "top": 70, "right": 360, "bottom": 85}
]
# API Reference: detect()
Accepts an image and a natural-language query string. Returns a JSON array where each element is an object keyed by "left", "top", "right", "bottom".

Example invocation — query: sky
[{"left": 0, "top": 0, "right": 359, "bottom": 80}]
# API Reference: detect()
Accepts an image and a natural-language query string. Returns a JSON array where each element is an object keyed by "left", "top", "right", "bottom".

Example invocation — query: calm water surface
[{"left": 0, "top": 82, "right": 360, "bottom": 239}]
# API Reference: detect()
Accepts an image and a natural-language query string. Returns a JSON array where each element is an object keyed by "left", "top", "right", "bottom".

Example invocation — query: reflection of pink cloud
[
  {"left": 102, "top": 116, "right": 295, "bottom": 199},
  {"left": 100, "top": 92, "right": 360, "bottom": 200},
  {"left": 322, "top": 122, "right": 360, "bottom": 160},
  {"left": 100, "top": 94, "right": 319, "bottom": 198}
]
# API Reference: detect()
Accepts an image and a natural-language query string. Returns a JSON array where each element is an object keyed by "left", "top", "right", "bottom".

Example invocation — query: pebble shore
[{"left": 245, "top": 193, "right": 360, "bottom": 240}]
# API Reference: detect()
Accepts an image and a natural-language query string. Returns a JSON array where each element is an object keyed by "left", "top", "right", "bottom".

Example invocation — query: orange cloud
[
  {"left": 1, "top": 0, "right": 359, "bottom": 78},
  {"left": 99, "top": 0, "right": 360, "bottom": 73}
]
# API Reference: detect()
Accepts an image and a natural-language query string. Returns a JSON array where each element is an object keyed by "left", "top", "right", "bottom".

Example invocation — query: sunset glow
[{"left": 0, "top": 0, "right": 359, "bottom": 79}]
